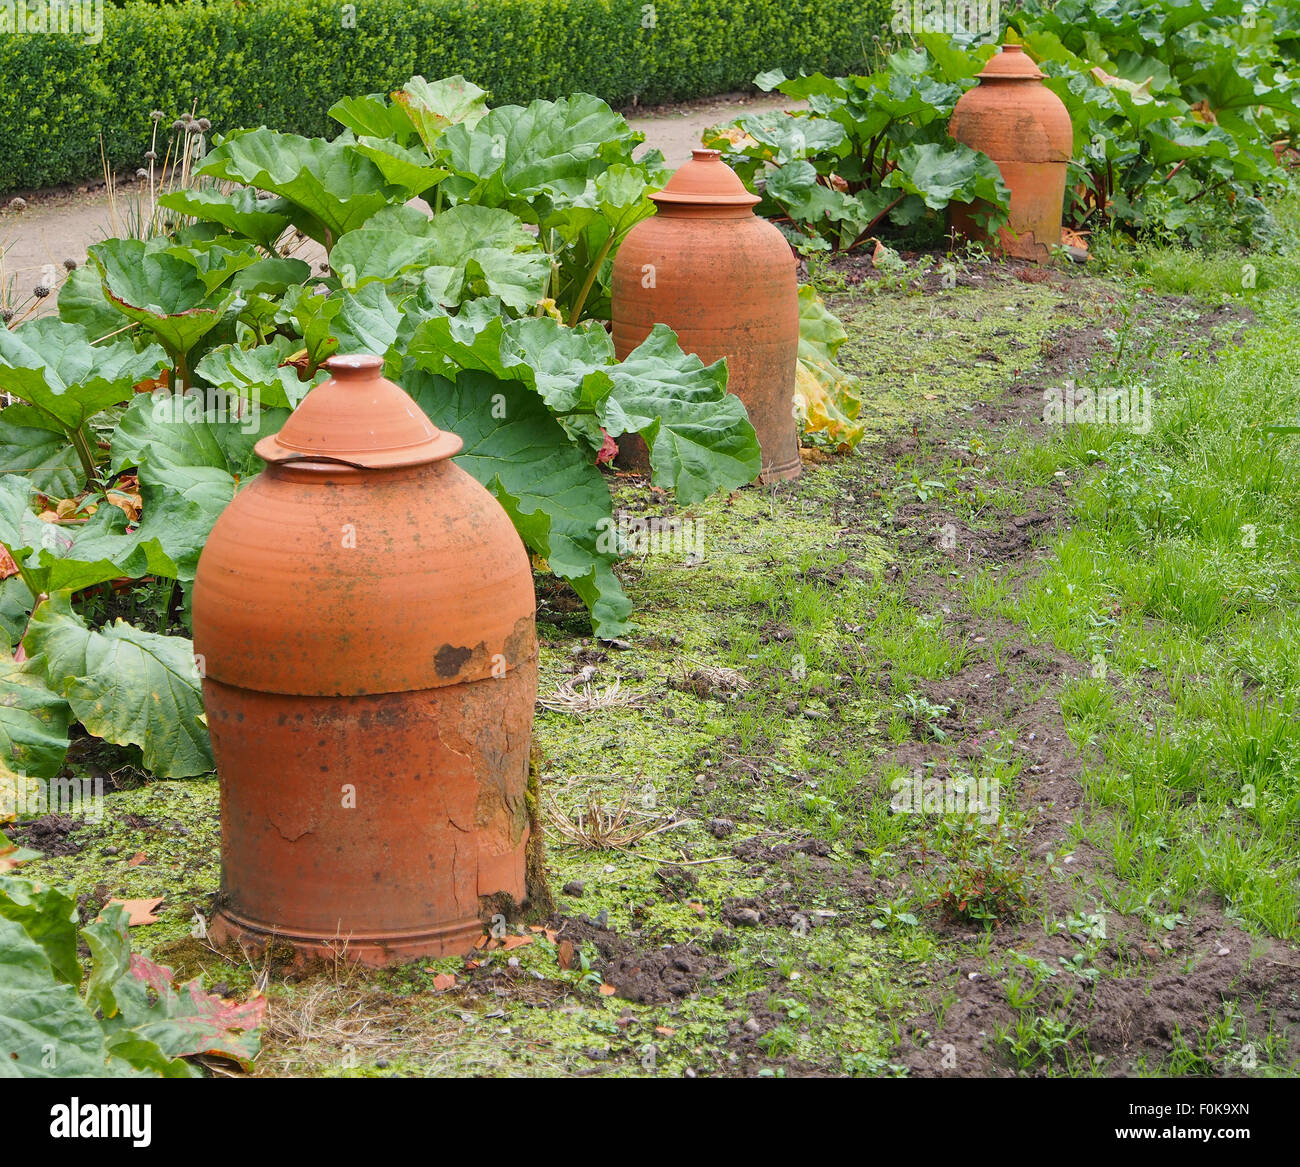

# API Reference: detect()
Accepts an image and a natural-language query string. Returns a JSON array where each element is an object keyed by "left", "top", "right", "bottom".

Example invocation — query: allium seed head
[
  {"left": 63, "top": 258, "right": 77, "bottom": 271},
  {"left": 171, "top": 120, "right": 185, "bottom": 132},
  {"left": 144, "top": 150, "right": 157, "bottom": 161},
  {"left": 198, "top": 118, "right": 211, "bottom": 132},
  {"left": 8, "top": 197, "right": 26, "bottom": 211},
  {"left": 1, "top": 308, "right": 13, "bottom": 323},
  {"left": 150, "top": 110, "right": 164, "bottom": 121},
  {"left": 33, "top": 285, "right": 50, "bottom": 298},
  {"left": 136, "top": 168, "right": 149, "bottom": 179}
]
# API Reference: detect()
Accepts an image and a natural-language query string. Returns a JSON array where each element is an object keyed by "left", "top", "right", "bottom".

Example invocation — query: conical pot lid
[
  {"left": 255, "top": 353, "right": 463, "bottom": 469},
  {"left": 977, "top": 43, "right": 1045, "bottom": 81},
  {"left": 651, "top": 148, "right": 760, "bottom": 208}
]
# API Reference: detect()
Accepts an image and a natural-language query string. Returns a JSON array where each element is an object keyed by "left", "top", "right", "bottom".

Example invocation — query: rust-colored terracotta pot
[
  {"left": 192, "top": 354, "right": 538, "bottom": 966},
  {"left": 948, "top": 44, "right": 1073, "bottom": 262},
  {"left": 612, "top": 148, "right": 800, "bottom": 482}
]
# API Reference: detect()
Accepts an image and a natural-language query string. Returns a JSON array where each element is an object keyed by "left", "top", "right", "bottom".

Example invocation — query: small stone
[
  {"left": 743, "top": 1018, "right": 761, "bottom": 1034},
  {"left": 507, "top": 956, "right": 520, "bottom": 968},
  {"left": 102, "top": 846, "right": 119, "bottom": 856},
  {"left": 562, "top": 880, "right": 585, "bottom": 897},
  {"left": 375, "top": 1057, "right": 390, "bottom": 1068},
  {"left": 1217, "top": 947, "right": 1230, "bottom": 956}
]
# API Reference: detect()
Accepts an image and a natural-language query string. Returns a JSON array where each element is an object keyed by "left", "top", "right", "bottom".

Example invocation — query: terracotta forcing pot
[
  {"left": 947, "top": 44, "right": 1073, "bottom": 262},
  {"left": 612, "top": 148, "right": 800, "bottom": 482},
  {"left": 191, "top": 354, "right": 538, "bottom": 966}
]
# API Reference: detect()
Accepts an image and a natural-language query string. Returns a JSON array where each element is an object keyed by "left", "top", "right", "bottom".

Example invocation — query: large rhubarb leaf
[
  {"left": 25, "top": 591, "right": 212, "bottom": 778},
  {"left": 392, "top": 74, "right": 489, "bottom": 152},
  {"left": 0, "top": 655, "right": 72, "bottom": 786},
  {"left": 794, "top": 286, "right": 866, "bottom": 449},
  {"left": 198, "top": 128, "right": 404, "bottom": 245},
  {"left": 0, "top": 405, "right": 81, "bottom": 496},
  {"left": 440, "top": 94, "right": 641, "bottom": 210},
  {"left": 157, "top": 187, "right": 294, "bottom": 252},
  {"left": 89, "top": 239, "right": 236, "bottom": 361},
  {"left": 0, "top": 474, "right": 175, "bottom": 597},
  {"left": 330, "top": 204, "right": 549, "bottom": 311},
  {"left": 100, "top": 951, "right": 266, "bottom": 1071},
  {"left": 603, "top": 327, "right": 761, "bottom": 502},
  {"left": 0, "top": 882, "right": 264, "bottom": 1077},
  {"left": 110, "top": 392, "right": 287, "bottom": 479},
  {"left": 883, "top": 141, "right": 1011, "bottom": 212},
  {"left": 195, "top": 339, "right": 324, "bottom": 411},
  {"left": 401, "top": 365, "right": 631, "bottom": 637},
  {"left": 0, "top": 318, "right": 166, "bottom": 434}
]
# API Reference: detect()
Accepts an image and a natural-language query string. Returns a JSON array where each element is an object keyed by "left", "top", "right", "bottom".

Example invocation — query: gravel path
[{"left": 0, "top": 93, "right": 790, "bottom": 294}]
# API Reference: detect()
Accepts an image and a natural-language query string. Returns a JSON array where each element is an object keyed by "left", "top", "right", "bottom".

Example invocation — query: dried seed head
[
  {"left": 1, "top": 308, "right": 13, "bottom": 323},
  {"left": 198, "top": 118, "right": 211, "bottom": 132},
  {"left": 144, "top": 150, "right": 157, "bottom": 161},
  {"left": 135, "top": 168, "right": 149, "bottom": 179},
  {"left": 150, "top": 109, "right": 165, "bottom": 121},
  {"left": 62, "top": 258, "right": 78, "bottom": 271},
  {"left": 33, "top": 285, "right": 50, "bottom": 298},
  {"left": 171, "top": 119, "right": 185, "bottom": 132},
  {"left": 8, "top": 197, "right": 26, "bottom": 212},
  {"left": 181, "top": 112, "right": 193, "bottom": 123}
]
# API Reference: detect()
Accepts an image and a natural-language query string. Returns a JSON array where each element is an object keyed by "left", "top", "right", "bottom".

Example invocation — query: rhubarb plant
[{"left": 0, "top": 869, "right": 264, "bottom": 1077}]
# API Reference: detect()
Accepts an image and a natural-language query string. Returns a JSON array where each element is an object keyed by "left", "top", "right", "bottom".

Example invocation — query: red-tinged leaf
[
  {"left": 501, "top": 934, "right": 532, "bottom": 951},
  {"left": 598, "top": 983, "right": 617, "bottom": 996},
  {"left": 127, "top": 851, "right": 147, "bottom": 866},
  {"left": 557, "top": 939, "right": 575, "bottom": 970},
  {"left": 106, "top": 953, "right": 266, "bottom": 1070}
]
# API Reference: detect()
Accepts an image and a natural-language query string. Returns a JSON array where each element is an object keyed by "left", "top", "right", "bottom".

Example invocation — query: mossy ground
[{"left": 13, "top": 212, "right": 1300, "bottom": 1077}]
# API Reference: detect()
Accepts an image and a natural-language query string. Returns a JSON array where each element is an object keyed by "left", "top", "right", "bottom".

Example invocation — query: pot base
[
  {"left": 209, "top": 906, "right": 485, "bottom": 968},
  {"left": 758, "top": 450, "right": 802, "bottom": 483}
]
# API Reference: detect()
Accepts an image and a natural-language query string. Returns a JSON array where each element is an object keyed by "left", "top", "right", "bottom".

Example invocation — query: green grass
[{"left": 989, "top": 200, "right": 1300, "bottom": 941}]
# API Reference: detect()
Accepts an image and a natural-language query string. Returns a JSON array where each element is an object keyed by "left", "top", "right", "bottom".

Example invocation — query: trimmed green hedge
[{"left": 1, "top": 0, "right": 890, "bottom": 192}]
